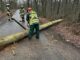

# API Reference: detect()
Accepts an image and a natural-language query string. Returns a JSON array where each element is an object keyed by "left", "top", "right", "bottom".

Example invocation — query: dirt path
[{"left": 0, "top": 31, "right": 80, "bottom": 60}]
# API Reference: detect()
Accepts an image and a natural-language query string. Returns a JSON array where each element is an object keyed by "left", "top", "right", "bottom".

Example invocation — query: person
[
  {"left": 26, "top": 7, "right": 40, "bottom": 39},
  {"left": 6, "top": 4, "right": 12, "bottom": 21},
  {"left": 19, "top": 6, "right": 25, "bottom": 22}
]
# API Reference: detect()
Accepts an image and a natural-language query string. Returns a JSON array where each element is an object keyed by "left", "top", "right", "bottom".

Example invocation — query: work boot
[
  {"left": 8, "top": 18, "right": 12, "bottom": 22},
  {"left": 28, "top": 35, "right": 32, "bottom": 40},
  {"left": 20, "top": 20, "right": 22, "bottom": 22},
  {"left": 36, "top": 36, "right": 39, "bottom": 39},
  {"left": 21, "top": 17, "right": 25, "bottom": 22}
]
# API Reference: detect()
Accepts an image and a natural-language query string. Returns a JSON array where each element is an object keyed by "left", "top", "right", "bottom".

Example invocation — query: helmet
[
  {"left": 6, "top": 4, "right": 10, "bottom": 6},
  {"left": 6, "top": 4, "right": 10, "bottom": 7},
  {"left": 20, "top": 5, "right": 24, "bottom": 9},
  {"left": 27, "top": 7, "right": 32, "bottom": 12}
]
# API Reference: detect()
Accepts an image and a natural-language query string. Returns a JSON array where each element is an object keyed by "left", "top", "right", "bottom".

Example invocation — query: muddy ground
[
  {"left": 54, "top": 20, "right": 80, "bottom": 47},
  {"left": 40, "top": 18, "right": 80, "bottom": 47}
]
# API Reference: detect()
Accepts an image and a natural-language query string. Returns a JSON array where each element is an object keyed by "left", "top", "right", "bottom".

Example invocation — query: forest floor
[
  {"left": 54, "top": 20, "right": 80, "bottom": 48},
  {"left": 0, "top": 12, "right": 6, "bottom": 19},
  {"left": 40, "top": 18, "right": 80, "bottom": 48}
]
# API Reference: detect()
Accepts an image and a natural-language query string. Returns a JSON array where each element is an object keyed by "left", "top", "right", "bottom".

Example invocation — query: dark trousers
[
  {"left": 28, "top": 23, "right": 39, "bottom": 39},
  {"left": 21, "top": 15, "right": 24, "bottom": 22},
  {"left": 7, "top": 13, "right": 11, "bottom": 21}
]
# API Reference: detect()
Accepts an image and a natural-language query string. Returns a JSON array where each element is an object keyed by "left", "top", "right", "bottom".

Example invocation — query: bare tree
[{"left": 0, "top": 0, "right": 5, "bottom": 12}]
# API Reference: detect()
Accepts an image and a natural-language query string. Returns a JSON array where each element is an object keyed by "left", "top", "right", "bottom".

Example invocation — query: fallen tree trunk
[{"left": 0, "top": 19, "right": 63, "bottom": 47}]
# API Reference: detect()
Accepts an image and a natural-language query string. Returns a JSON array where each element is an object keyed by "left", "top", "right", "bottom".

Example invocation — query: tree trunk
[{"left": 0, "top": 19, "right": 63, "bottom": 47}]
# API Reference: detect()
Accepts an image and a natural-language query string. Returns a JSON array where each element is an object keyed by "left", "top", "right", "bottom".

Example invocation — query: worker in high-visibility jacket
[
  {"left": 6, "top": 4, "right": 12, "bottom": 21},
  {"left": 26, "top": 7, "right": 39, "bottom": 39},
  {"left": 19, "top": 6, "right": 25, "bottom": 22}
]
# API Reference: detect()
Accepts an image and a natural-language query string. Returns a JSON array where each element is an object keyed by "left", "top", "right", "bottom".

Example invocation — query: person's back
[
  {"left": 26, "top": 7, "right": 40, "bottom": 39},
  {"left": 20, "top": 9, "right": 25, "bottom": 16},
  {"left": 29, "top": 10, "right": 39, "bottom": 25}
]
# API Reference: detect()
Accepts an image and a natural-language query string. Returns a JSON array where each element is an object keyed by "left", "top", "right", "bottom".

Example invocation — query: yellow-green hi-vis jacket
[{"left": 29, "top": 11, "right": 39, "bottom": 25}]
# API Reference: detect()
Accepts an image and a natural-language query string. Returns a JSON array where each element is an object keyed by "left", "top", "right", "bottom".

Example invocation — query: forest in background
[
  {"left": 0, "top": 0, "right": 80, "bottom": 20},
  {"left": 0, "top": 0, "right": 80, "bottom": 28}
]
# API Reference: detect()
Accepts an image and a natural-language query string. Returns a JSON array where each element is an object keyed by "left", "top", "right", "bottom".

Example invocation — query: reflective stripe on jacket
[
  {"left": 7, "top": 11, "right": 11, "bottom": 16},
  {"left": 29, "top": 11, "right": 39, "bottom": 25},
  {"left": 20, "top": 9, "right": 24, "bottom": 16}
]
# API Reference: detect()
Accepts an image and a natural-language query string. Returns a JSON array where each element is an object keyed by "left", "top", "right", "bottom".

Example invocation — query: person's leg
[
  {"left": 35, "top": 24, "right": 39, "bottom": 39},
  {"left": 28, "top": 25, "right": 34, "bottom": 39},
  {"left": 22, "top": 16, "right": 25, "bottom": 22},
  {"left": 7, "top": 14, "right": 10, "bottom": 21},
  {"left": 9, "top": 15, "right": 12, "bottom": 21}
]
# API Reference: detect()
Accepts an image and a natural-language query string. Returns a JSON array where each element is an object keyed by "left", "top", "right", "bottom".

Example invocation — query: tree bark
[{"left": 0, "top": 19, "right": 63, "bottom": 47}]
